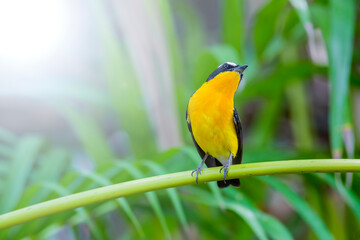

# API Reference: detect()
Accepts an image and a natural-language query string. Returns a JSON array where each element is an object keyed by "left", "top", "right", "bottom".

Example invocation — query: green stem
[{"left": 1, "top": 159, "right": 360, "bottom": 230}]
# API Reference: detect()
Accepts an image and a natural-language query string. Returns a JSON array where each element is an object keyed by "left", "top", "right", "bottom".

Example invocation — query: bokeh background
[{"left": 0, "top": 0, "right": 359, "bottom": 239}]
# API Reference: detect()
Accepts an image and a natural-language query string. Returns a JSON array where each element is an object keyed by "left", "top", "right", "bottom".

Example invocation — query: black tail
[{"left": 217, "top": 179, "right": 240, "bottom": 188}]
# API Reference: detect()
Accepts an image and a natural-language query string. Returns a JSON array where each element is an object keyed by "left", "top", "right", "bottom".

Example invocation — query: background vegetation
[{"left": 0, "top": 0, "right": 359, "bottom": 239}]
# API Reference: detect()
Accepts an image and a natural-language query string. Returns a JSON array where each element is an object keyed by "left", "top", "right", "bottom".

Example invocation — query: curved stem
[{"left": 1, "top": 159, "right": 360, "bottom": 230}]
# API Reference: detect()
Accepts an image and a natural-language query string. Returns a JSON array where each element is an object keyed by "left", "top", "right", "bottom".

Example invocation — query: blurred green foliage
[{"left": 0, "top": 0, "right": 359, "bottom": 239}]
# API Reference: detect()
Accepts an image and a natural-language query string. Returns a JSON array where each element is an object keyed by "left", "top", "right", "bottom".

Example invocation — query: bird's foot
[
  {"left": 191, "top": 166, "right": 204, "bottom": 184},
  {"left": 191, "top": 153, "right": 208, "bottom": 184},
  {"left": 219, "top": 163, "right": 230, "bottom": 181},
  {"left": 219, "top": 153, "right": 233, "bottom": 182}
]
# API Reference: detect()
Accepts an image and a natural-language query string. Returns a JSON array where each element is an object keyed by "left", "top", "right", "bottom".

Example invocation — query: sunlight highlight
[{"left": 0, "top": 0, "right": 67, "bottom": 62}]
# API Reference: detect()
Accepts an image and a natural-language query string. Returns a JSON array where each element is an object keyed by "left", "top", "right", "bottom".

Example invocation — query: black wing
[
  {"left": 186, "top": 107, "right": 217, "bottom": 168},
  {"left": 233, "top": 108, "right": 243, "bottom": 165}
]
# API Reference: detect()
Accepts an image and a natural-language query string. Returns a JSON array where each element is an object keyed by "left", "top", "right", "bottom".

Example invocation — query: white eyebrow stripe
[
  {"left": 226, "top": 62, "right": 237, "bottom": 66},
  {"left": 217, "top": 62, "right": 237, "bottom": 68}
]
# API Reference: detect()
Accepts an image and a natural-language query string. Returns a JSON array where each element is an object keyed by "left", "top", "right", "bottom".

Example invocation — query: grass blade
[
  {"left": 253, "top": 0, "right": 287, "bottom": 58},
  {"left": 41, "top": 182, "right": 103, "bottom": 239},
  {"left": 0, "top": 135, "right": 43, "bottom": 214},
  {"left": 343, "top": 101, "right": 355, "bottom": 159},
  {"left": 222, "top": 0, "right": 245, "bottom": 60},
  {"left": 90, "top": 0, "right": 157, "bottom": 158},
  {"left": 59, "top": 106, "right": 115, "bottom": 163},
  {"left": 257, "top": 212, "right": 294, "bottom": 240},
  {"left": 343, "top": 100, "right": 355, "bottom": 186},
  {"left": 225, "top": 188, "right": 294, "bottom": 240},
  {"left": 30, "top": 147, "right": 69, "bottom": 185},
  {"left": 249, "top": 94, "right": 282, "bottom": 147},
  {"left": 318, "top": 173, "right": 360, "bottom": 221},
  {"left": 261, "top": 176, "right": 334, "bottom": 240},
  {"left": 286, "top": 81, "right": 314, "bottom": 151},
  {"left": 142, "top": 160, "right": 188, "bottom": 229},
  {"left": 328, "top": 0, "right": 356, "bottom": 158},
  {"left": 227, "top": 202, "right": 268, "bottom": 240},
  {"left": 114, "top": 161, "right": 171, "bottom": 239},
  {"left": 81, "top": 171, "right": 144, "bottom": 237},
  {"left": 288, "top": 0, "right": 310, "bottom": 27},
  {"left": 186, "top": 188, "right": 268, "bottom": 240}
]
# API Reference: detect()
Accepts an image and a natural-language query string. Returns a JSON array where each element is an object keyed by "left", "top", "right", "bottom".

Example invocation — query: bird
[{"left": 186, "top": 62, "right": 247, "bottom": 188}]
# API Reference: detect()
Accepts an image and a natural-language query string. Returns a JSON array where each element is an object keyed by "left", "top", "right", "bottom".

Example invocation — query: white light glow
[{"left": 0, "top": 0, "right": 67, "bottom": 63}]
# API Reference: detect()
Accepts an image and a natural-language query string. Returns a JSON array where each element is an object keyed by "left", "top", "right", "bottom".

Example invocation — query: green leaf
[
  {"left": 90, "top": 0, "right": 157, "bottom": 158},
  {"left": 187, "top": 188, "right": 268, "bottom": 240},
  {"left": 310, "top": 4, "right": 329, "bottom": 42},
  {"left": 114, "top": 161, "right": 171, "bottom": 239},
  {"left": 328, "top": 0, "right": 356, "bottom": 157},
  {"left": 288, "top": 0, "right": 311, "bottom": 27},
  {"left": 11, "top": 148, "right": 69, "bottom": 221},
  {"left": 343, "top": 100, "right": 355, "bottom": 185},
  {"left": 225, "top": 188, "right": 294, "bottom": 240},
  {"left": 249, "top": 94, "right": 282, "bottom": 147},
  {"left": 222, "top": 0, "right": 245, "bottom": 59},
  {"left": 318, "top": 173, "right": 360, "bottom": 221},
  {"left": 227, "top": 203, "right": 269, "bottom": 240},
  {"left": 0, "top": 135, "right": 43, "bottom": 214},
  {"left": 10, "top": 172, "right": 89, "bottom": 239},
  {"left": 173, "top": 0, "right": 205, "bottom": 71},
  {"left": 323, "top": 191, "right": 347, "bottom": 240},
  {"left": 40, "top": 182, "right": 103, "bottom": 239},
  {"left": 240, "top": 61, "right": 325, "bottom": 100},
  {"left": 257, "top": 213, "right": 294, "bottom": 240},
  {"left": 261, "top": 176, "right": 334, "bottom": 240},
  {"left": 285, "top": 81, "right": 314, "bottom": 151},
  {"left": 6, "top": 185, "right": 44, "bottom": 239},
  {"left": 81, "top": 171, "right": 144, "bottom": 237},
  {"left": 253, "top": 0, "right": 287, "bottom": 58},
  {"left": 343, "top": 101, "right": 355, "bottom": 159},
  {"left": 142, "top": 160, "right": 188, "bottom": 229},
  {"left": 59, "top": 106, "right": 115, "bottom": 163},
  {"left": 30, "top": 147, "right": 69, "bottom": 185}
]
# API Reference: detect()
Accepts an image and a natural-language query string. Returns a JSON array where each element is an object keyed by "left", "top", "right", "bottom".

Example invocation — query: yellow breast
[{"left": 188, "top": 71, "right": 240, "bottom": 162}]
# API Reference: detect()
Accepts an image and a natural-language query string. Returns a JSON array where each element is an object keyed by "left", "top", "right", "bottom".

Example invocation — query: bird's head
[{"left": 206, "top": 62, "right": 248, "bottom": 82}]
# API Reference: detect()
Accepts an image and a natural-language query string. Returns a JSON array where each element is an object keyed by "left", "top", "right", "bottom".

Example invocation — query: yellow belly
[{"left": 189, "top": 97, "right": 238, "bottom": 162}]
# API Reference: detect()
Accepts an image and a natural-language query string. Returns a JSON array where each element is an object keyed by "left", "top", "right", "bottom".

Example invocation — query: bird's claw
[
  {"left": 220, "top": 165, "right": 230, "bottom": 182},
  {"left": 191, "top": 167, "right": 203, "bottom": 184},
  {"left": 220, "top": 153, "right": 233, "bottom": 183}
]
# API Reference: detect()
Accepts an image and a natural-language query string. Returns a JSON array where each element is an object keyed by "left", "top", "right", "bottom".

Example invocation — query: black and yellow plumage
[{"left": 186, "top": 62, "right": 247, "bottom": 188}]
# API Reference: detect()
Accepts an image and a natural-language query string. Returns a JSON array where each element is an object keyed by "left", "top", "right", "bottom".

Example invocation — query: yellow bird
[{"left": 186, "top": 62, "right": 248, "bottom": 188}]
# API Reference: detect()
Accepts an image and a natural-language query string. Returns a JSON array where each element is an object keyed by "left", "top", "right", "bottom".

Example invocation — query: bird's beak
[{"left": 234, "top": 64, "right": 248, "bottom": 73}]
